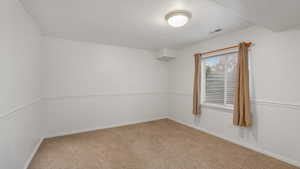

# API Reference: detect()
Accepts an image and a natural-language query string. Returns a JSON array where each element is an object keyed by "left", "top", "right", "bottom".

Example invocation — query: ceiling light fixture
[{"left": 165, "top": 10, "right": 192, "bottom": 28}]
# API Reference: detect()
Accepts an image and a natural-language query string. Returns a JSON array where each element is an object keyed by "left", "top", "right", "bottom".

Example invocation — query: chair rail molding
[
  {"left": 169, "top": 92, "right": 300, "bottom": 110},
  {"left": 43, "top": 92, "right": 168, "bottom": 100},
  {"left": 0, "top": 98, "right": 43, "bottom": 120}
]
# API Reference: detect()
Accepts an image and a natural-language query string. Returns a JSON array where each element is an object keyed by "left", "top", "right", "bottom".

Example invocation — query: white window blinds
[{"left": 202, "top": 52, "right": 237, "bottom": 108}]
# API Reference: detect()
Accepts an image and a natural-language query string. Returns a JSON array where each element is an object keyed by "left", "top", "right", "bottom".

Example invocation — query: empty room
[{"left": 1, "top": 0, "right": 300, "bottom": 169}]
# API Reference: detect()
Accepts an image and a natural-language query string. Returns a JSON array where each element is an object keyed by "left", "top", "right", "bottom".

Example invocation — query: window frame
[{"left": 200, "top": 51, "right": 237, "bottom": 111}]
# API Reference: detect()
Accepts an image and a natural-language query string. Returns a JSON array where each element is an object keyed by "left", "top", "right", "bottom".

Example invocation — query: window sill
[{"left": 201, "top": 103, "right": 233, "bottom": 112}]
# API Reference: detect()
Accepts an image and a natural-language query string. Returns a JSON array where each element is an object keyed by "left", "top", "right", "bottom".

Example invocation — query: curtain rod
[{"left": 194, "top": 42, "right": 252, "bottom": 57}]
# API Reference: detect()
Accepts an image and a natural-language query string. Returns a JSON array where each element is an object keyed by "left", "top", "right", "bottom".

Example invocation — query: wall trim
[
  {"left": 168, "top": 117, "right": 300, "bottom": 168},
  {"left": 44, "top": 92, "right": 168, "bottom": 100},
  {"left": 1, "top": 92, "right": 167, "bottom": 119},
  {"left": 46, "top": 116, "right": 168, "bottom": 138},
  {"left": 254, "top": 99, "right": 300, "bottom": 110},
  {"left": 0, "top": 98, "right": 42, "bottom": 120},
  {"left": 24, "top": 137, "right": 44, "bottom": 169},
  {"left": 169, "top": 92, "right": 193, "bottom": 96},
  {"left": 169, "top": 92, "right": 300, "bottom": 110}
]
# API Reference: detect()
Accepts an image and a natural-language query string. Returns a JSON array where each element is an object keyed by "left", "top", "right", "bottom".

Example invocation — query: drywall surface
[
  {"left": 42, "top": 37, "right": 169, "bottom": 137},
  {"left": 0, "top": 0, "right": 43, "bottom": 169},
  {"left": 169, "top": 26, "right": 300, "bottom": 166}
]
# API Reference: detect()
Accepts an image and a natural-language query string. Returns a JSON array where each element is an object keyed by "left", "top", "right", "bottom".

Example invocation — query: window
[{"left": 201, "top": 53, "right": 237, "bottom": 109}]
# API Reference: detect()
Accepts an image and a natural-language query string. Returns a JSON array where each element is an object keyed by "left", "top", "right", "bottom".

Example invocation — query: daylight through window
[{"left": 202, "top": 53, "right": 237, "bottom": 108}]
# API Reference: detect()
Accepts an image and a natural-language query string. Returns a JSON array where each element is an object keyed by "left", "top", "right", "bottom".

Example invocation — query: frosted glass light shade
[{"left": 165, "top": 10, "right": 191, "bottom": 27}]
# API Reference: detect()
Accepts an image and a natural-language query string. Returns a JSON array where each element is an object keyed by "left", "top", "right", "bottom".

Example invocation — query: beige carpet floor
[{"left": 29, "top": 119, "right": 298, "bottom": 169}]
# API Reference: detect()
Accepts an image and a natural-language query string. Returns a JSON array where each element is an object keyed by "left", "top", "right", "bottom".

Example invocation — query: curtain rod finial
[{"left": 245, "top": 42, "right": 252, "bottom": 47}]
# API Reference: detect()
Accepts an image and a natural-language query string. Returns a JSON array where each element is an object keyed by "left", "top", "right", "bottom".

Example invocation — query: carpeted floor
[{"left": 28, "top": 119, "right": 298, "bottom": 169}]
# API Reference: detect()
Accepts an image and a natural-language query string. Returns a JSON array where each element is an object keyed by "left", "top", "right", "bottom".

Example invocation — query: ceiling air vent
[{"left": 210, "top": 28, "right": 223, "bottom": 34}]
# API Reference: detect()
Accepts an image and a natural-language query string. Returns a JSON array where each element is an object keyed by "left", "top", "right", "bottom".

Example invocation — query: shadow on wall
[{"left": 237, "top": 50, "right": 258, "bottom": 141}]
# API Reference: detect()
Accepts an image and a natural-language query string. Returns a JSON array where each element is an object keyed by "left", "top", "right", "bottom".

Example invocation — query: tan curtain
[
  {"left": 192, "top": 54, "right": 201, "bottom": 116},
  {"left": 233, "top": 42, "right": 251, "bottom": 127}
]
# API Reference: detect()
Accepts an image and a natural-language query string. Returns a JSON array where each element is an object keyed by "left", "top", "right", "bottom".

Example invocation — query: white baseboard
[
  {"left": 168, "top": 117, "right": 300, "bottom": 168},
  {"left": 24, "top": 137, "right": 44, "bottom": 169},
  {"left": 46, "top": 116, "right": 168, "bottom": 138}
]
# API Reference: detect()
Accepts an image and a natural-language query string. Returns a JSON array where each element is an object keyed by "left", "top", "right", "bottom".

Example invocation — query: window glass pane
[
  {"left": 203, "top": 53, "right": 237, "bottom": 107},
  {"left": 225, "top": 54, "right": 237, "bottom": 105},
  {"left": 204, "top": 57, "right": 225, "bottom": 105}
]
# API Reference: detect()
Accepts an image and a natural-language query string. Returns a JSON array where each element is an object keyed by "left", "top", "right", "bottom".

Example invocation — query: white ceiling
[
  {"left": 20, "top": 0, "right": 300, "bottom": 50},
  {"left": 20, "top": 0, "right": 251, "bottom": 50},
  {"left": 212, "top": 0, "right": 300, "bottom": 32}
]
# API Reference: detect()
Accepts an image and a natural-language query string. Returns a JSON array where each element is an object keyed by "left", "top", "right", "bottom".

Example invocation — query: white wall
[
  {"left": 2, "top": 2, "right": 299, "bottom": 167},
  {"left": 42, "top": 37, "right": 169, "bottom": 137},
  {"left": 169, "top": 26, "right": 300, "bottom": 166},
  {"left": 0, "top": 0, "right": 43, "bottom": 169}
]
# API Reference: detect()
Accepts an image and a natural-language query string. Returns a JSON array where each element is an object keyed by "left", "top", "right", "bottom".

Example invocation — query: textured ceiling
[
  {"left": 212, "top": 0, "right": 300, "bottom": 32},
  {"left": 20, "top": 0, "right": 252, "bottom": 50}
]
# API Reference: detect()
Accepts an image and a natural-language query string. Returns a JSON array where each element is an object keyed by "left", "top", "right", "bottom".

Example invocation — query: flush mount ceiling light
[{"left": 165, "top": 10, "right": 192, "bottom": 28}]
